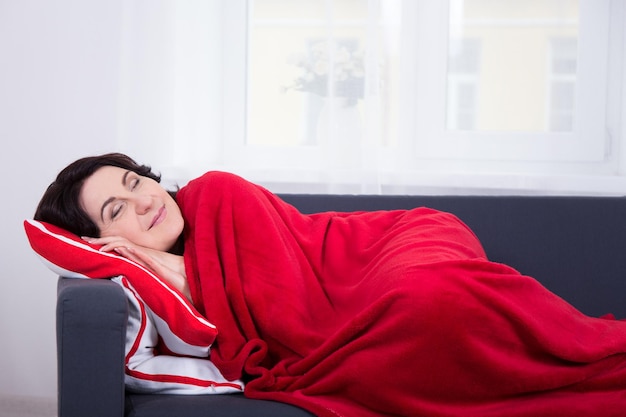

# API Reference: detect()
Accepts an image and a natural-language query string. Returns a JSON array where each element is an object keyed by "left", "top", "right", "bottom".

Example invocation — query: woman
[
  {"left": 35, "top": 153, "right": 626, "bottom": 417},
  {"left": 35, "top": 153, "right": 191, "bottom": 301}
]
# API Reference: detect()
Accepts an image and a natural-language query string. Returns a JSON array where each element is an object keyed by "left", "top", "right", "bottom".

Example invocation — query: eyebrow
[{"left": 100, "top": 170, "right": 132, "bottom": 222}]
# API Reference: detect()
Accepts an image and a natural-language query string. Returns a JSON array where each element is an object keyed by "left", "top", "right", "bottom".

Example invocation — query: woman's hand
[{"left": 82, "top": 236, "right": 192, "bottom": 303}]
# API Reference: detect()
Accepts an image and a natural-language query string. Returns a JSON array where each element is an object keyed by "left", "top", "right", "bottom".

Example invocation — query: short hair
[{"left": 34, "top": 153, "right": 163, "bottom": 238}]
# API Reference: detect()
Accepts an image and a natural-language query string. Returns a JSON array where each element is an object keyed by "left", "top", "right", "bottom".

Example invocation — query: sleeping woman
[{"left": 33, "top": 152, "right": 626, "bottom": 417}]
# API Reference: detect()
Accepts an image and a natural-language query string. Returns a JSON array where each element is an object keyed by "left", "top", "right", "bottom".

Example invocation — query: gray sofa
[{"left": 56, "top": 194, "right": 626, "bottom": 417}]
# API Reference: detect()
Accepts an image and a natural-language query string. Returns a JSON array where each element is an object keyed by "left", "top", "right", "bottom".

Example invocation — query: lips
[{"left": 149, "top": 206, "right": 167, "bottom": 229}]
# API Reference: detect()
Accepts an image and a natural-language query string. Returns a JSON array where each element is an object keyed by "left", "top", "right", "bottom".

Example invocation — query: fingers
[
  {"left": 112, "top": 246, "right": 143, "bottom": 265},
  {"left": 113, "top": 247, "right": 166, "bottom": 277},
  {"left": 82, "top": 236, "right": 128, "bottom": 245},
  {"left": 120, "top": 247, "right": 156, "bottom": 269},
  {"left": 82, "top": 236, "right": 135, "bottom": 253},
  {"left": 94, "top": 242, "right": 191, "bottom": 302},
  {"left": 115, "top": 246, "right": 169, "bottom": 277}
]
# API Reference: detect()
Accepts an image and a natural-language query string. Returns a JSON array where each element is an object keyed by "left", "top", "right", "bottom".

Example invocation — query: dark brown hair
[{"left": 34, "top": 153, "right": 163, "bottom": 238}]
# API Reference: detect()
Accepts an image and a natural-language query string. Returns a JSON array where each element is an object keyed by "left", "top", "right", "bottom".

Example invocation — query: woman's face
[{"left": 79, "top": 166, "right": 184, "bottom": 251}]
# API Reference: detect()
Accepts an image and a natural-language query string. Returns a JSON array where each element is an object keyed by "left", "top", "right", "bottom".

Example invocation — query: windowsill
[
  {"left": 377, "top": 172, "right": 626, "bottom": 196},
  {"left": 164, "top": 166, "right": 626, "bottom": 197}
]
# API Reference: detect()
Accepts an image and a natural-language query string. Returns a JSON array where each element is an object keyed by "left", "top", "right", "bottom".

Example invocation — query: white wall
[{"left": 0, "top": 0, "right": 126, "bottom": 401}]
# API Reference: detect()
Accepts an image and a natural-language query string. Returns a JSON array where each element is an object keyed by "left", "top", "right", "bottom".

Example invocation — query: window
[
  {"left": 414, "top": 0, "right": 611, "bottom": 164},
  {"left": 117, "top": 0, "right": 625, "bottom": 195}
]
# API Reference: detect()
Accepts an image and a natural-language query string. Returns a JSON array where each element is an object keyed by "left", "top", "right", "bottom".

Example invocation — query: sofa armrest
[{"left": 57, "top": 277, "right": 127, "bottom": 417}]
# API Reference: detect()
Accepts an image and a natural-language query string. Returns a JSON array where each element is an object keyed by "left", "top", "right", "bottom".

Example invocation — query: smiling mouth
[{"left": 149, "top": 206, "right": 166, "bottom": 229}]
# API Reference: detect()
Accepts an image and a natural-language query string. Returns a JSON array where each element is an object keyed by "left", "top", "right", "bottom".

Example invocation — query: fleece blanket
[{"left": 178, "top": 171, "right": 626, "bottom": 417}]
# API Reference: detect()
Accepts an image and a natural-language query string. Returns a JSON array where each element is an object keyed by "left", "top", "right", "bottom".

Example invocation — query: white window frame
[
  {"left": 223, "top": 1, "right": 616, "bottom": 166},
  {"left": 409, "top": 0, "right": 611, "bottom": 163}
]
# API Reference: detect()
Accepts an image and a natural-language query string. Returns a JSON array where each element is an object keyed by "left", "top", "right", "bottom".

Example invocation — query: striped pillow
[{"left": 24, "top": 219, "right": 241, "bottom": 393}]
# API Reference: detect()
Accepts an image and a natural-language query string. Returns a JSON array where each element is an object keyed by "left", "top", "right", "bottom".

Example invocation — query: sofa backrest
[{"left": 280, "top": 194, "right": 626, "bottom": 319}]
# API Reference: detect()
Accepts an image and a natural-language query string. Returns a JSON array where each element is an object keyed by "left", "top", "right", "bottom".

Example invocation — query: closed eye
[
  {"left": 111, "top": 202, "right": 125, "bottom": 220},
  {"left": 129, "top": 177, "right": 140, "bottom": 190},
  {"left": 111, "top": 176, "right": 139, "bottom": 220},
  {"left": 100, "top": 170, "right": 138, "bottom": 223}
]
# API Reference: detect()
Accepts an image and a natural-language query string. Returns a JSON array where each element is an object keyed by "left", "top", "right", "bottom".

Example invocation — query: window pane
[
  {"left": 247, "top": 0, "right": 399, "bottom": 149},
  {"left": 446, "top": 0, "right": 579, "bottom": 132},
  {"left": 248, "top": 0, "right": 367, "bottom": 147}
]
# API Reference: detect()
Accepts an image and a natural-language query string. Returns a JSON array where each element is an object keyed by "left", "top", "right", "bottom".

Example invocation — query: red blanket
[{"left": 178, "top": 172, "right": 626, "bottom": 417}]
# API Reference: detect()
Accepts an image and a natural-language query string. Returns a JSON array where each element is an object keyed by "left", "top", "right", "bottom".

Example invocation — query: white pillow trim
[{"left": 35, "top": 255, "right": 91, "bottom": 279}]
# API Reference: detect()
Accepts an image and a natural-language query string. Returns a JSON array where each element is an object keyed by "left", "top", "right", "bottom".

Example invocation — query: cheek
[
  {"left": 169, "top": 202, "right": 185, "bottom": 231},
  {"left": 174, "top": 212, "right": 185, "bottom": 232},
  {"left": 167, "top": 216, "right": 185, "bottom": 240},
  {"left": 162, "top": 212, "right": 184, "bottom": 248}
]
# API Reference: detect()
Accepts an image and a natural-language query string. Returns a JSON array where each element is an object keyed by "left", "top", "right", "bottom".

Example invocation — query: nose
[{"left": 131, "top": 194, "right": 152, "bottom": 214}]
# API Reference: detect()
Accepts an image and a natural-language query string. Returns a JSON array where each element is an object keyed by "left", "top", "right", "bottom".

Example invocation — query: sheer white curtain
[
  {"left": 219, "top": 0, "right": 396, "bottom": 193},
  {"left": 117, "top": 0, "right": 626, "bottom": 195}
]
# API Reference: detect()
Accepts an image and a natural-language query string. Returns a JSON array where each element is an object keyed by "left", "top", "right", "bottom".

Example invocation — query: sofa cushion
[{"left": 125, "top": 393, "right": 315, "bottom": 417}]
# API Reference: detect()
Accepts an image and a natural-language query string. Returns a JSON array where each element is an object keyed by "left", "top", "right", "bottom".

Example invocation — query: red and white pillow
[{"left": 24, "top": 219, "right": 243, "bottom": 394}]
